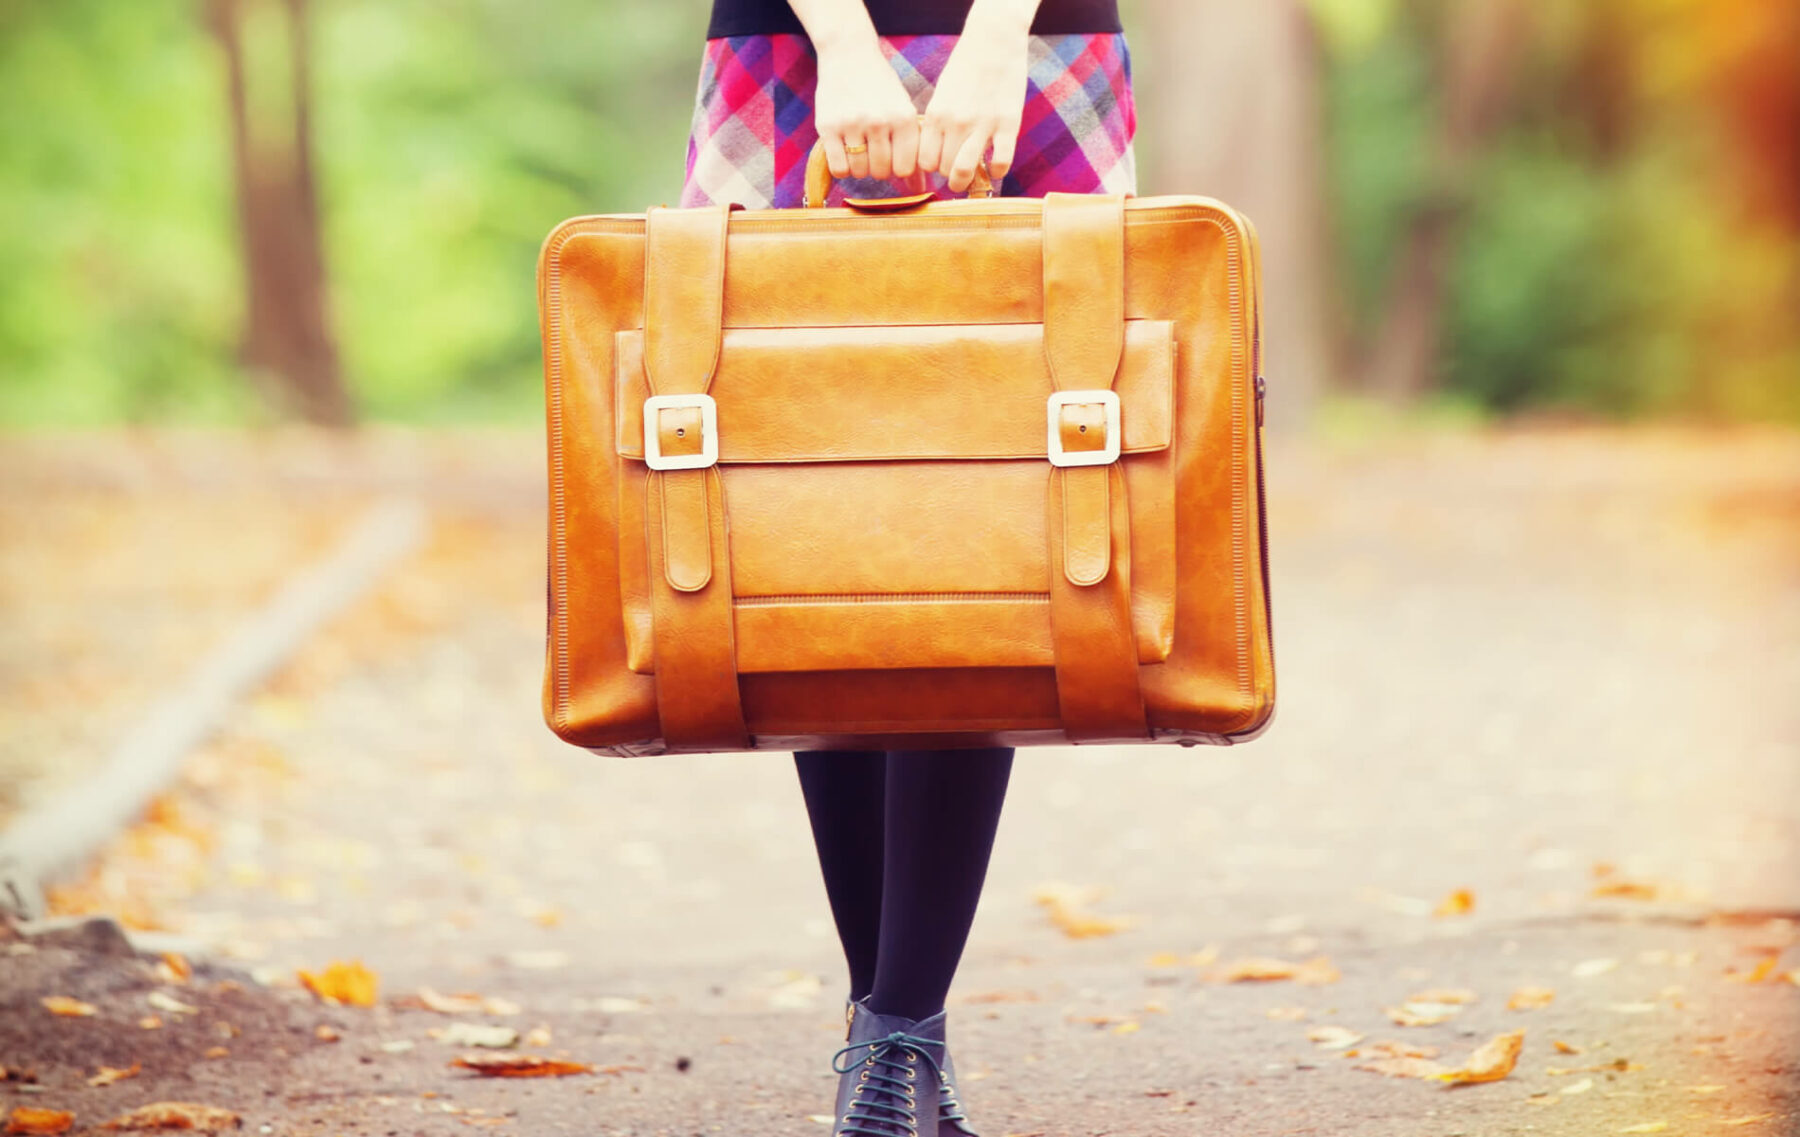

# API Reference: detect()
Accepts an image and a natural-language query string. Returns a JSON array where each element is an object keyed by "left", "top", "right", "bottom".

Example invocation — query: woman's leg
[
  {"left": 793, "top": 749, "right": 888, "bottom": 1002},
  {"left": 867, "top": 747, "right": 1014, "bottom": 1020}
]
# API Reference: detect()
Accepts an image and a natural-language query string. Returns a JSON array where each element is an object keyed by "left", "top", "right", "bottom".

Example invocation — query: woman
[{"left": 680, "top": 0, "right": 1135, "bottom": 1132}]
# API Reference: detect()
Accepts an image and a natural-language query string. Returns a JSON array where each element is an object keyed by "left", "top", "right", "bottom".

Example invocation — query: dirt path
[{"left": 6, "top": 426, "right": 1797, "bottom": 1136}]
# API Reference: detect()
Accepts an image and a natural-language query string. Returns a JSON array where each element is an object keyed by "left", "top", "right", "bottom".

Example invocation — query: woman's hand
[
  {"left": 920, "top": 3, "right": 1036, "bottom": 192},
  {"left": 814, "top": 36, "right": 922, "bottom": 182}
]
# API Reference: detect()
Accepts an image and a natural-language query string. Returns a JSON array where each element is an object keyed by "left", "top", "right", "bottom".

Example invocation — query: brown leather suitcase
[{"left": 537, "top": 168, "right": 1274, "bottom": 756}]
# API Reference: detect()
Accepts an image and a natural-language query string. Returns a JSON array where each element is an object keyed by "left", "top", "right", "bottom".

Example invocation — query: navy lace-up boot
[
  {"left": 830, "top": 1001, "right": 953, "bottom": 1137},
  {"left": 839, "top": 1000, "right": 979, "bottom": 1135}
]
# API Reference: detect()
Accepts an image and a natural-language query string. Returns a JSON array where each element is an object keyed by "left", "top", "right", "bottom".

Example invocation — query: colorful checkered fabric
[{"left": 681, "top": 33, "right": 1137, "bottom": 209}]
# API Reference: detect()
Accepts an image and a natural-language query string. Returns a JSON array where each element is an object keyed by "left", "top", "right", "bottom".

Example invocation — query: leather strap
[
  {"left": 1041, "top": 193, "right": 1148, "bottom": 741},
  {"left": 642, "top": 205, "right": 748, "bottom": 748}
]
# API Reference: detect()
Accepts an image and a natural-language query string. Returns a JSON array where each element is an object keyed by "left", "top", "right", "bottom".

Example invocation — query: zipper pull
[{"left": 1255, "top": 374, "right": 1267, "bottom": 427}]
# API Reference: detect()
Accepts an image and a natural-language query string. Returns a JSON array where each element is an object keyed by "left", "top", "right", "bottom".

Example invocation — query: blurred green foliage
[
  {"left": 1321, "top": 0, "right": 1800, "bottom": 421},
  {"left": 0, "top": 0, "right": 701, "bottom": 425}
]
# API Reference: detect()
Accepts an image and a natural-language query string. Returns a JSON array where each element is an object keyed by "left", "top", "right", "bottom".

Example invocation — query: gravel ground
[{"left": 5, "top": 425, "right": 1798, "bottom": 1136}]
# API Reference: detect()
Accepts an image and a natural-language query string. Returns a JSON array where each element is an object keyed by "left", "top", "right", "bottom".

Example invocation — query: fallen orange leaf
[
  {"left": 6, "top": 1108, "right": 75, "bottom": 1136},
  {"left": 1436, "top": 1030, "right": 1525, "bottom": 1086},
  {"left": 1219, "top": 957, "right": 1298, "bottom": 982},
  {"left": 157, "top": 954, "right": 192, "bottom": 985},
  {"left": 1508, "top": 986, "right": 1556, "bottom": 1011},
  {"left": 41, "top": 997, "right": 97, "bottom": 1018},
  {"left": 297, "top": 961, "right": 378, "bottom": 1008},
  {"left": 450, "top": 1054, "right": 593, "bottom": 1079},
  {"left": 1215, "top": 955, "right": 1339, "bottom": 985},
  {"left": 1552, "top": 1039, "right": 1581, "bottom": 1054},
  {"left": 1726, "top": 957, "right": 1779, "bottom": 984},
  {"left": 100, "top": 1103, "right": 241, "bottom": 1132},
  {"left": 1433, "top": 889, "right": 1475, "bottom": 917},
  {"left": 1044, "top": 902, "right": 1132, "bottom": 939},
  {"left": 958, "top": 990, "right": 1040, "bottom": 1005},
  {"left": 1591, "top": 879, "right": 1659, "bottom": 901},
  {"left": 87, "top": 1064, "right": 141, "bottom": 1088}
]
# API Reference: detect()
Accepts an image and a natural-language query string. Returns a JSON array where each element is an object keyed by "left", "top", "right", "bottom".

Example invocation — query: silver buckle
[
  {"left": 643, "top": 393, "right": 718, "bottom": 471},
  {"left": 1046, "top": 390, "right": 1121, "bottom": 468}
]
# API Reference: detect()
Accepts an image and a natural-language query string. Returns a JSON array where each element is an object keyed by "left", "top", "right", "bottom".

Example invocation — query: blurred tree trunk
[
  {"left": 207, "top": 0, "right": 349, "bottom": 426},
  {"left": 1362, "top": 0, "right": 1529, "bottom": 402},
  {"left": 1135, "top": 0, "right": 1336, "bottom": 432}
]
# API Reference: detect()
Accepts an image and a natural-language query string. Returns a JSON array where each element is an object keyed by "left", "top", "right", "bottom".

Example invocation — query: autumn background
[{"left": 1, "top": 1, "right": 1797, "bottom": 1135}]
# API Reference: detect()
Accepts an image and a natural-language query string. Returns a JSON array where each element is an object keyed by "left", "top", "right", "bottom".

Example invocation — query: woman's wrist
[
  {"left": 961, "top": 0, "right": 1040, "bottom": 38},
  {"left": 789, "top": 0, "right": 882, "bottom": 56}
]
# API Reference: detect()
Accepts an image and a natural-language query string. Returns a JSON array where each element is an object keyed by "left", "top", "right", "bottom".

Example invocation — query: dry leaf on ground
[
  {"left": 297, "top": 961, "right": 379, "bottom": 1008},
  {"left": 156, "top": 954, "right": 192, "bottom": 985},
  {"left": 1509, "top": 986, "right": 1556, "bottom": 1011},
  {"left": 450, "top": 1054, "right": 592, "bottom": 1078},
  {"left": 1552, "top": 1040, "right": 1581, "bottom": 1054},
  {"left": 87, "top": 1065, "right": 141, "bottom": 1088},
  {"left": 1386, "top": 1002, "right": 1462, "bottom": 1027},
  {"left": 1219, "top": 957, "right": 1298, "bottom": 982},
  {"left": 1265, "top": 1006, "right": 1308, "bottom": 1022},
  {"left": 1031, "top": 884, "right": 1132, "bottom": 940},
  {"left": 959, "top": 991, "right": 1040, "bottom": 1005},
  {"left": 1436, "top": 1031, "right": 1525, "bottom": 1086},
  {"left": 41, "top": 997, "right": 97, "bottom": 1018},
  {"left": 1307, "top": 1025, "right": 1364, "bottom": 1050},
  {"left": 146, "top": 992, "right": 197, "bottom": 1016},
  {"left": 1355, "top": 1054, "right": 1449, "bottom": 1080},
  {"left": 1433, "top": 889, "right": 1475, "bottom": 917},
  {"left": 1561, "top": 1077, "right": 1594, "bottom": 1095},
  {"left": 1215, "top": 955, "right": 1339, "bottom": 985},
  {"left": 100, "top": 1104, "right": 241, "bottom": 1132},
  {"left": 436, "top": 1024, "right": 518, "bottom": 1049},
  {"left": 1367, "top": 1041, "right": 1440, "bottom": 1059},
  {"left": 1725, "top": 957, "right": 1779, "bottom": 983},
  {"left": 408, "top": 988, "right": 484, "bottom": 1015},
  {"left": 6, "top": 1109, "right": 75, "bottom": 1136}
]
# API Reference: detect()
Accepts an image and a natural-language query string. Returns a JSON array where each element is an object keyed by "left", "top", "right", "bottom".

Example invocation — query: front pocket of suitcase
[{"left": 613, "top": 319, "right": 1178, "bottom": 674}]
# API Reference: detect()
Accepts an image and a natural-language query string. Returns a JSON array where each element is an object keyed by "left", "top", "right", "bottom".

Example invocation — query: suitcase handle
[{"left": 801, "top": 117, "right": 995, "bottom": 209}]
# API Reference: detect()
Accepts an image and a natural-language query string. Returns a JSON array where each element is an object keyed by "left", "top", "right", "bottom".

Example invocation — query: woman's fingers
[
  {"left": 866, "top": 123, "right": 893, "bottom": 180},
  {"left": 946, "top": 126, "right": 993, "bottom": 193},
  {"left": 987, "top": 123, "right": 1018, "bottom": 186},
  {"left": 844, "top": 126, "right": 871, "bottom": 179},
  {"left": 822, "top": 131, "right": 852, "bottom": 180},
  {"left": 889, "top": 116, "right": 921, "bottom": 179},
  {"left": 916, "top": 118, "right": 945, "bottom": 177},
  {"left": 932, "top": 120, "right": 974, "bottom": 184}
]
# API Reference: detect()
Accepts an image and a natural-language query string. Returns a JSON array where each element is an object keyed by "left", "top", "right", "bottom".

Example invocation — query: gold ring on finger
[{"left": 844, "top": 143, "right": 868, "bottom": 154}]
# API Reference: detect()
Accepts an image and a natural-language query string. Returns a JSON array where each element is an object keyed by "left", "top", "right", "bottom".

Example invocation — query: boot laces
[{"left": 831, "top": 1030, "right": 943, "bottom": 1136}]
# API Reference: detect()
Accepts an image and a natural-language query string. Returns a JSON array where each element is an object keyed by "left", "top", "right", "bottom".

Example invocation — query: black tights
[{"left": 793, "top": 748, "right": 1014, "bottom": 1022}]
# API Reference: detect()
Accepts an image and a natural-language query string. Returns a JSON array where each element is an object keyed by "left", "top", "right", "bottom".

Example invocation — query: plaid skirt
[{"left": 681, "top": 32, "right": 1137, "bottom": 209}]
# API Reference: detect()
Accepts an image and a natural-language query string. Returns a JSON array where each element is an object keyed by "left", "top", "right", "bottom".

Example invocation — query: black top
[{"left": 707, "top": 0, "right": 1121, "bottom": 38}]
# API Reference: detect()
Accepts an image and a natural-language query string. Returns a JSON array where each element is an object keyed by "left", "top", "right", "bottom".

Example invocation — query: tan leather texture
[{"left": 539, "top": 193, "right": 1275, "bottom": 754}]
